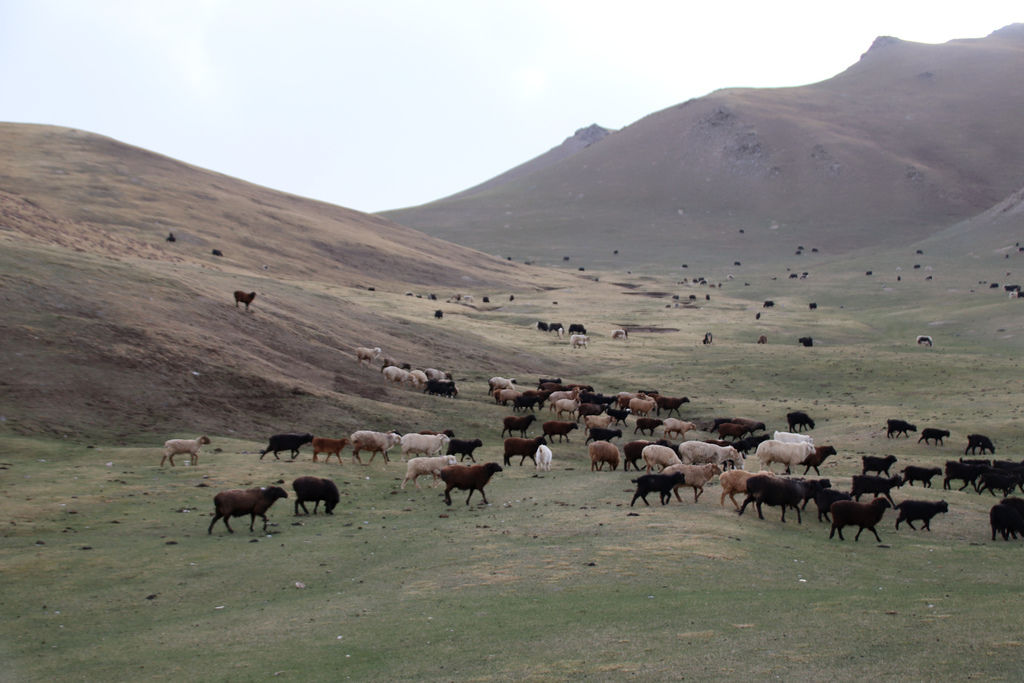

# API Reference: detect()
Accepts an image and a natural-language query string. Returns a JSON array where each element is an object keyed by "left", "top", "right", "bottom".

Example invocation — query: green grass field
[{"left": 4, "top": 257, "right": 1024, "bottom": 681}]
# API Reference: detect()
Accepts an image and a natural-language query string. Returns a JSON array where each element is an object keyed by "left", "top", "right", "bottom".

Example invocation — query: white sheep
[
  {"left": 756, "top": 439, "right": 816, "bottom": 474},
  {"left": 570, "top": 334, "right": 589, "bottom": 349},
  {"left": 641, "top": 444, "right": 682, "bottom": 473},
  {"left": 662, "top": 418, "right": 697, "bottom": 440},
  {"left": 611, "top": 329, "right": 628, "bottom": 340},
  {"left": 553, "top": 397, "right": 581, "bottom": 420},
  {"left": 382, "top": 365, "right": 411, "bottom": 385},
  {"left": 488, "top": 376, "right": 517, "bottom": 392},
  {"left": 662, "top": 462, "right": 722, "bottom": 502},
  {"left": 535, "top": 444, "right": 553, "bottom": 472},
  {"left": 350, "top": 430, "right": 402, "bottom": 464},
  {"left": 773, "top": 430, "right": 814, "bottom": 445},
  {"left": 355, "top": 346, "right": 381, "bottom": 366},
  {"left": 400, "top": 455, "right": 458, "bottom": 489},
  {"left": 161, "top": 435, "right": 211, "bottom": 467},
  {"left": 677, "top": 441, "right": 742, "bottom": 470},
  {"left": 423, "top": 367, "right": 449, "bottom": 381},
  {"left": 406, "top": 369, "right": 429, "bottom": 389},
  {"left": 400, "top": 433, "right": 451, "bottom": 460}
]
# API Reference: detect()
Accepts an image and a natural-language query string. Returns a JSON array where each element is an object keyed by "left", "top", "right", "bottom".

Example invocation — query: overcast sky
[{"left": 1, "top": 1, "right": 1020, "bottom": 213}]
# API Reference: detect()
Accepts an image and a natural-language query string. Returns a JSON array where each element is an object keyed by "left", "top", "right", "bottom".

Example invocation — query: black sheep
[
  {"left": 943, "top": 461, "right": 987, "bottom": 491},
  {"left": 918, "top": 428, "right": 950, "bottom": 445},
  {"left": 811, "top": 487, "right": 852, "bottom": 523},
  {"left": 965, "top": 434, "right": 995, "bottom": 455},
  {"left": 850, "top": 474, "right": 903, "bottom": 506},
  {"left": 886, "top": 419, "right": 917, "bottom": 438},
  {"left": 292, "top": 476, "right": 340, "bottom": 515},
  {"left": 830, "top": 499, "right": 890, "bottom": 542},
  {"left": 902, "top": 465, "right": 942, "bottom": 488},
  {"left": 786, "top": 411, "right": 815, "bottom": 432},
  {"left": 862, "top": 454, "right": 898, "bottom": 476},
  {"left": 738, "top": 475, "right": 810, "bottom": 523},
  {"left": 446, "top": 438, "right": 484, "bottom": 463},
  {"left": 630, "top": 472, "right": 687, "bottom": 506},
  {"left": 894, "top": 500, "right": 948, "bottom": 530},
  {"left": 586, "top": 427, "right": 623, "bottom": 444},
  {"left": 259, "top": 433, "right": 314, "bottom": 460},
  {"left": 990, "top": 503, "right": 1024, "bottom": 541}
]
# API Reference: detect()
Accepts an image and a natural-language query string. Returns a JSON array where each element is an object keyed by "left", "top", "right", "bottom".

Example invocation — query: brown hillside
[
  {"left": 382, "top": 25, "right": 1024, "bottom": 267},
  {"left": 0, "top": 124, "right": 579, "bottom": 441}
]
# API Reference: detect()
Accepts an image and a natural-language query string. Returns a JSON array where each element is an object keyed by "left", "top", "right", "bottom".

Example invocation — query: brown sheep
[
  {"left": 654, "top": 395, "right": 690, "bottom": 417},
  {"left": 502, "top": 414, "right": 537, "bottom": 437},
  {"left": 440, "top": 463, "right": 503, "bottom": 505},
  {"left": 312, "top": 437, "right": 350, "bottom": 463},
  {"left": 208, "top": 486, "right": 288, "bottom": 534},
  {"left": 588, "top": 441, "right": 621, "bottom": 471},
  {"left": 717, "top": 422, "right": 749, "bottom": 440},
  {"left": 542, "top": 420, "right": 579, "bottom": 442},
  {"left": 233, "top": 290, "right": 256, "bottom": 310},
  {"left": 503, "top": 436, "right": 547, "bottom": 466},
  {"left": 719, "top": 469, "right": 759, "bottom": 509},
  {"left": 634, "top": 417, "right": 663, "bottom": 436}
]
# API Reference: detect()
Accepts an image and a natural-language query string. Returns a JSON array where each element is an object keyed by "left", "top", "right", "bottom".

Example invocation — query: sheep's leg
[
  {"left": 756, "top": 501, "right": 765, "bottom": 520},
  {"left": 693, "top": 487, "right": 702, "bottom": 503},
  {"left": 830, "top": 524, "right": 843, "bottom": 540},
  {"left": 208, "top": 514, "right": 224, "bottom": 534}
]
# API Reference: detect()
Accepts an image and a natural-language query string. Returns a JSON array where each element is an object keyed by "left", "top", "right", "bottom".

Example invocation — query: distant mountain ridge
[{"left": 382, "top": 25, "right": 1024, "bottom": 267}]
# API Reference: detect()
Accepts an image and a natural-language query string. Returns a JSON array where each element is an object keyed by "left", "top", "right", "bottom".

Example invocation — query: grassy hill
[{"left": 382, "top": 25, "right": 1024, "bottom": 268}]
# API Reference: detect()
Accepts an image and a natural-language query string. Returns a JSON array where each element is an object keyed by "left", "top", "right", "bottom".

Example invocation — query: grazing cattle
[
  {"left": 965, "top": 434, "right": 995, "bottom": 455},
  {"left": 570, "top": 334, "right": 589, "bottom": 349},
  {"left": 798, "top": 336, "right": 813, "bottom": 347},
  {"left": 233, "top": 290, "right": 256, "bottom": 310},
  {"left": 786, "top": 411, "right": 815, "bottom": 432},
  {"left": 568, "top": 324, "right": 587, "bottom": 335},
  {"left": 886, "top": 419, "right": 917, "bottom": 439},
  {"left": 916, "top": 335, "right": 933, "bottom": 347},
  {"left": 918, "top": 428, "right": 950, "bottom": 445},
  {"left": 536, "top": 321, "right": 549, "bottom": 332}
]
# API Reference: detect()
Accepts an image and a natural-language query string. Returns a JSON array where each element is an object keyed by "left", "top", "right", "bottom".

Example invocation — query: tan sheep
[
  {"left": 583, "top": 414, "right": 614, "bottom": 430},
  {"left": 718, "top": 469, "right": 760, "bottom": 509},
  {"left": 161, "top": 435, "right": 211, "bottom": 467},
  {"left": 662, "top": 462, "right": 721, "bottom": 502},
  {"left": 355, "top": 346, "right": 382, "bottom": 366},
  {"left": 588, "top": 440, "right": 621, "bottom": 471},
  {"left": 628, "top": 396, "right": 657, "bottom": 417},
  {"left": 641, "top": 444, "right": 682, "bottom": 473},
  {"left": 662, "top": 418, "right": 697, "bottom": 440},
  {"left": 350, "top": 430, "right": 402, "bottom": 464},
  {"left": 401, "top": 455, "right": 458, "bottom": 489}
]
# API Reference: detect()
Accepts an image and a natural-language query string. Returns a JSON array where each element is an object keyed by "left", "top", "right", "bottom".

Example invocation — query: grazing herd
[{"left": 168, "top": 338, "right": 1015, "bottom": 544}]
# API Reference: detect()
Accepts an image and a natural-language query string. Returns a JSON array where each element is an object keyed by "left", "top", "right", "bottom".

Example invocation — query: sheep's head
[{"left": 199, "top": 436, "right": 211, "bottom": 445}]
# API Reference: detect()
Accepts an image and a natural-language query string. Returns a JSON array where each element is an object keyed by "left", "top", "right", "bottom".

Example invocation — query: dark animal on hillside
[
  {"left": 850, "top": 474, "right": 903, "bottom": 506},
  {"left": 729, "top": 417, "right": 767, "bottom": 433},
  {"left": 568, "top": 323, "right": 587, "bottom": 335},
  {"left": 538, "top": 377, "right": 562, "bottom": 386},
  {"left": 916, "top": 335, "right": 933, "bottom": 347},
  {"left": 501, "top": 414, "right": 537, "bottom": 438},
  {"left": 580, "top": 392, "right": 615, "bottom": 406},
  {"left": 446, "top": 438, "right": 484, "bottom": 463},
  {"left": 434, "top": 310, "right": 443, "bottom": 319},
  {"left": 622, "top": 440, "right": 669, "bottom": 472},
  {"left": 990, "top": 503, "right": 1024, "bottom": 541},
  {"left": 424, "top": 379, "right": 458, "bottom": 397},
  {"left": 918, "top": 428, "right": 950, "bottom": 445},
  {"left": 886, "top": 419, "right": 917, "bottom": 439},
  {"left": 587, "top": 427, "right": 623, "bottom": 444},
  {"left": 547, "top": 323, "right": 564, "bottom": 334},
  {"left": 440, "top": 463, "right": 503, "bottom": 505},
  {"left": 536, "top": 321, "right": 549, "bottom": 331},
  {"left": 786, "top": 411, "right": 815, "bottom": 432},
  {"left": 233, "top": 290, "right": 256, "bottom": 310},
  {"left": 862, "top": 454, "right": 898, "bottom": 476},
  {"left": 757, "top": 335, "right": 767, "bottom": 344},
  {"left": 829, "top": 499, "right": 890, "bottom": 542},
  {"left": 901, "top": 465, "right": 942, "bottom": 488},
  {"left": 798, "top": 337, "right": 813, "bottom": 347},
  {"left": 738, "top": 475, "right": 811, "bottom": 523},
  {"left": 654, "top": 395, "right": 690, "bottom": 417},
  {"left": 802, "top": 445, "right": 836, "bottom": 475},
  {"left": 503, "top": 436, "right": 546, "bottom": 466},
  {"left": 943, "top": 461, "right": 987, "bottom": 492},
  {"left": 634, "top": 418, "right": 663, "bottom": 436},
  {"left": 166, "top": 232, "right": 176, "bottom": 242},
  {"left": 998, "top": 497, "right": 1024, "bottom": 520},
  {"left": 702, "top": 332, "right": 713, "bottom": 345},
  {"left": 811, "top": 487, "right": 852, "bottom": 523},
  {"left": 630, "top": 472, "right": 687, "bottom": 506},
  {"left": 211, "top": 249, "right": 223, "bottom": 256},
  {"left": 542, "top": 420, "right": 578, "bottom": 443},
  {"left": 292, "top": 476, "right": 340, "bottom": 515},
  {"left": 894, "top": 500, "right": 948, "bottom": 530},
  {"left": 717, "top": 422, "right": 750, "bottom": 441},
  {"left": 965, "top": 434, "right": 995, "bottom": 455},
  {"left": 208, "top": 486, "right": 288, "bottom": 534},
  {"left": 809, "top": 302, "right": 817, "bottom": 310},
  {"left": 763, "top": 300, "right": 775, "bottom": 308},
  {"left": 605, "top": 407, "right": 631, "bottom": 425},
  {"left": 259, "top": 433, "right": 314, "bottom": 460},
  {"left": 577, "top": 403, "right": 605, "bottom": 420}
]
